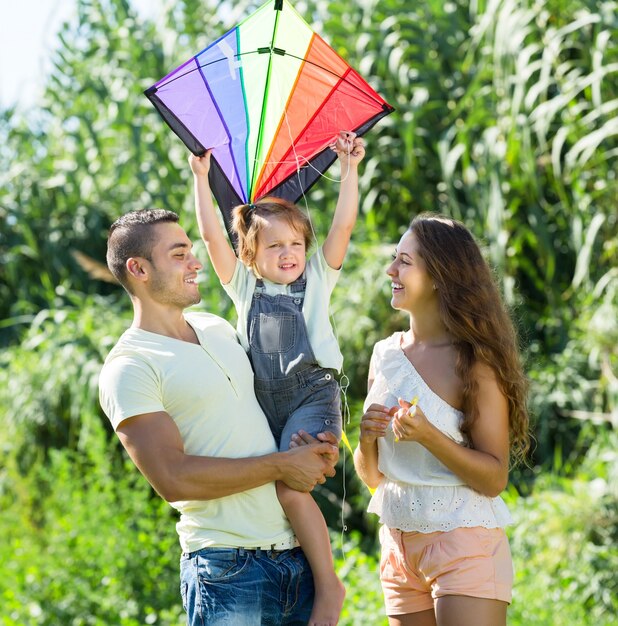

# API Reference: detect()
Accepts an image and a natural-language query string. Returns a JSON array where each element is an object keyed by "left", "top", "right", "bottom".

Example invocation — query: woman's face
[{"left": 386, "top": 229, "right": 436, "bottom": 312}]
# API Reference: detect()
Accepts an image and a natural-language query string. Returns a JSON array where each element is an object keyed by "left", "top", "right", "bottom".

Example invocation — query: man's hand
[
  {"left": 289, "top": 430, "right": 339, "bottom": 466},
  {"left": 289, "top": 430, "right": 338, "bottom": 446},
  {"left": 278, "top": 441, "right": 338, "bottom": 492}
]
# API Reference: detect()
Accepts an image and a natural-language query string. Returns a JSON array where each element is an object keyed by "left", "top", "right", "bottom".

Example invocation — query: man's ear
[{"left": 126, "top": 257, "right": 149, "bottom": 282}]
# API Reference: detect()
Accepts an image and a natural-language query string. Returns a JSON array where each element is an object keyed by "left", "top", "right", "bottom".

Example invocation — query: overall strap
[
  {"left": 290, "top": 272, "right": 307, "bottom": 294},
  {"left": 254, "top": 274, "right": 306, "bottom": 296}
]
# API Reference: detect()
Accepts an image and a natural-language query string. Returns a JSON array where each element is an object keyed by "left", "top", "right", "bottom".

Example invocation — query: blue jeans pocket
[
  {"left": 180, "top": 547, "right": 314, "bottom": 625},
  {"left": 196, "top": 549, "right": 248, "bottom": 581},
  {"left": 306, "top": 369, "right": 336, "bottom": 391}
]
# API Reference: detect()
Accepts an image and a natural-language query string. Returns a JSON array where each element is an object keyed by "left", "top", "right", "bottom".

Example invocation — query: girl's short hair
[{"left": 231, "top": 197, "right": 314, "bottom": 273}]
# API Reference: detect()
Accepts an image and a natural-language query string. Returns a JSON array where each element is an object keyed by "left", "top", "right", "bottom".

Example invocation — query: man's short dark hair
[{"left": 106, "top": 209, "right": 179, "bottom": 292}]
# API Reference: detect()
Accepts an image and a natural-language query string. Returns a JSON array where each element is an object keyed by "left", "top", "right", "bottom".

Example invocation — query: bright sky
[
  {"left": 0, "top": 0, "right": 159, "bottom": 109},
  {"left": 0, "top": 0, "right": 70, "bottom": 108}
]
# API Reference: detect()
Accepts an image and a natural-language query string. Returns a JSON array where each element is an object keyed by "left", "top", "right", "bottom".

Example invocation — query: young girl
[
  {"left": 189, "top": 131, "right": 365, "bottom": 626},
  {"left": 354, "top": 213, "right": 530, "bottom": 626}
]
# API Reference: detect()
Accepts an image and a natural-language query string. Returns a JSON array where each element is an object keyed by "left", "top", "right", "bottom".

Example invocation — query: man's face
[{"left": 145, "top": 222, "right": 202, "bottom": 308}]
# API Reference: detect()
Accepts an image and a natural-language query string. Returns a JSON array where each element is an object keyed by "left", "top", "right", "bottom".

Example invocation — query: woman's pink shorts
[{"left": 379, "top": 525, "right": 513, "bottom": 615}]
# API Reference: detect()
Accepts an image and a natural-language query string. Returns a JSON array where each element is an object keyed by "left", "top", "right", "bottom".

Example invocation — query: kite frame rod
[{"left": 149, "top": 50, "right": 393, "bottom": 110}]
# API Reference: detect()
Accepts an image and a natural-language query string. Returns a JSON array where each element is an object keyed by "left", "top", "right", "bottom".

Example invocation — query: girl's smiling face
[{"left": 254, "top": 216, "right": 307, "bottom": 284}]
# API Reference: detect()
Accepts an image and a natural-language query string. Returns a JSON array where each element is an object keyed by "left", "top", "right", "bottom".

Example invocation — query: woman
[{"left": 354, "top": 213, "right": 529, "bottom": 626}]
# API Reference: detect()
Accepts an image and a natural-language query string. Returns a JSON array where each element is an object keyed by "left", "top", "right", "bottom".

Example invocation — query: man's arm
[{"left": 116, "top": 410, "right": 337, "bottom": 502}]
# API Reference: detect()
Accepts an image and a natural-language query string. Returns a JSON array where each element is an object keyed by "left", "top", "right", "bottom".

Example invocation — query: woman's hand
[
  {"left": 354, "top": 403, "right": 391, "bottom": 489},
  {"left": 359, "top": 403, "right": 394, "bottom": 444},
  {"left": 391, "top": 398, "right": 433, "bottom": 444}
]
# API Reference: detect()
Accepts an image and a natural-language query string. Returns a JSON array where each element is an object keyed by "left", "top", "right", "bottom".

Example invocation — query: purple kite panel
[
  {"left": 154, "top": 59, "right": 245, "bottom": 202},
  {"left": 195, "top": 28, "right": 249, "bottom": 204}
]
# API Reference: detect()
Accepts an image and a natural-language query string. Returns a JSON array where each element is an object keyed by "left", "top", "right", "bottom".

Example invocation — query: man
[{"left": 98, "top": 209, "right": 338, "bottom": 625}]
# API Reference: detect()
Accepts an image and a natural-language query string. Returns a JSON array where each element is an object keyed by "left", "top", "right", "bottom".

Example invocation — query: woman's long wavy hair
[
  {"left": 232, "top": 196, "right": 313, "bottom": 276},
  {"left": 409, "top": 213, "right": 530, "bottom": 465}
]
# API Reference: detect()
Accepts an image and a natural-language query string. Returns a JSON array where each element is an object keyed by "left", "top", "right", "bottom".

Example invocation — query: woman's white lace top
[{"left": 364, "top": 332, "right": 512, "bottom": 532}]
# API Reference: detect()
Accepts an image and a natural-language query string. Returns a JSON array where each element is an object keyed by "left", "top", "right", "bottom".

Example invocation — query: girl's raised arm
[
  {"left": 322, "top": 133, "right": 365, "bottom": 270},
  {"left": 189, "top": 152, "right": 237, "bottom": 284}
]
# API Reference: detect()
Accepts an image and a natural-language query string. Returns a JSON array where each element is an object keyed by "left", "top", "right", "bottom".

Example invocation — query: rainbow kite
[{"left": 145, "top": 0, "right": 393, "bottom": 237}]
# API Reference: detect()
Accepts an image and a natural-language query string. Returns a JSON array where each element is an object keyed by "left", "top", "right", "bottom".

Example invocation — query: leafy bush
[
  {"left": 335, "top": 532, "right": 386, "bottom": 625},
  {"left": 1, "top": 0, "right": 617, "bottom": 623},
  {"left": 0, "top": 448, "right": 184, "bottom": 626},
  {"left": 506, "top": 432, "right": 618, "bottom": 626},
  {"left": 0, "top": 296, "right": 126, "bottom": 468}
]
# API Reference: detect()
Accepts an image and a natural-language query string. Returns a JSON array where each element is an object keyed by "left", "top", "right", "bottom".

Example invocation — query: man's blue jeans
[{"left": 180, "top": 546, "right": 314, "bottom": 625}]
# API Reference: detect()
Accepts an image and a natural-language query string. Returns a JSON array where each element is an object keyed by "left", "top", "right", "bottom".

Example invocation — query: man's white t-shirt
[{"left": 98, "top": 311, "right": 293, "bottom": 553}]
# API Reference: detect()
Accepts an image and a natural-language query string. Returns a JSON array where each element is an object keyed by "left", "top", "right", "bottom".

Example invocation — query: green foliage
[
  {"left": 0, "top": 448, "right": 184, "bottom": 626},
  {"left": 332, "top": 242, "right": 402, "bottom": 399},
  {"left": 506, "top": 432, "right": 618, "bottom": 625},
  {"left": 0, "top": 296, "right": 127, "bottom": 469},
  {"left": 0, "top": 0, "right": 617, "bottom": 622},
  {"left": 0, "top": 0, "right": 236, "bottom": 345},
  {"left": 527, "top": 271, "right": 618, "bottom": 467},
  {"left": 335, "top": 533, "right": 386, "bottom": 625}
]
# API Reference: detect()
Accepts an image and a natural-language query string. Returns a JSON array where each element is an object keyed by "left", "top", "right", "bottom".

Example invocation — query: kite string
[
  {"left": 250, "top": 152, "right": 352, "bottom": 184},
  {"left": 250, "top": 160, "right": 351, "bottom": 184},
  {"left": 274, "top": 73, "right": 354, "bottom": 563}
]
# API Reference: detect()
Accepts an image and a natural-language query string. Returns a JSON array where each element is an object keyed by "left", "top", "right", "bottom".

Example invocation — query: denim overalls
[{"left": 248, "top": 274, "right": 342, "bottom": 451}]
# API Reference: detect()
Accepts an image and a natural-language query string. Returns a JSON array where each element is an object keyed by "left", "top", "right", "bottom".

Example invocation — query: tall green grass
[{"left": 0, "top": 0, "right": 616, "bottom": 623}]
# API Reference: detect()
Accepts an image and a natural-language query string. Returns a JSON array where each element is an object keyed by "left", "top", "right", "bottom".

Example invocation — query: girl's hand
[
  {"left": 359, "top": 403, "right": 395, "bottom": 444},
  {"left": 330, "top": 131, "right": 366, "bottom": 167},
  {"left": 188, "top": 150, "right": 212, "bottom": 177},
  {"left": 391, "top": 398, "right": 432, "bottom": 444}
]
